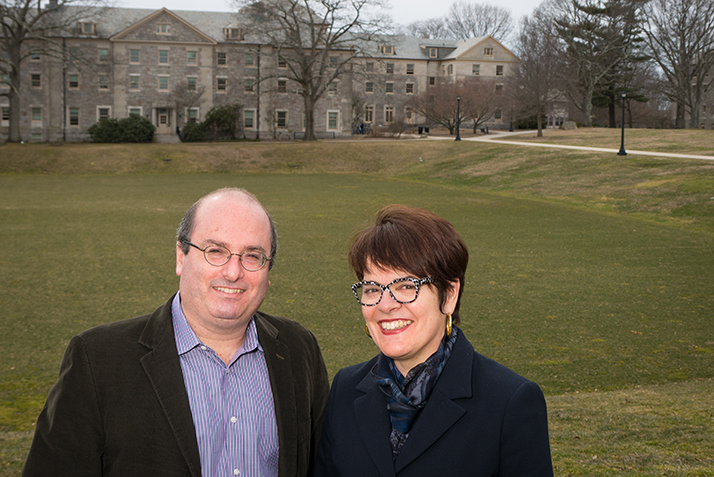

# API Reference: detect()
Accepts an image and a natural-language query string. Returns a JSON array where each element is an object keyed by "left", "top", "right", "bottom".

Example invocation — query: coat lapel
[
  {"left": 138, "top": 297, "right": 202, "bottom": 477},
  {"left": 255, "top": 313, "right": 298, "bottom": 477},
  {"left": 355, "top": 372, "right": 398, "bottom": 477},
  {"left": 394, "top": 331, "right": 474, "bottom": 474}
]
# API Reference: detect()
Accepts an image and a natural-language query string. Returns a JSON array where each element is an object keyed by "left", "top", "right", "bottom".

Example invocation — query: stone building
[{"left": 0, "top": 6, "right": 519, "bottom": 142}]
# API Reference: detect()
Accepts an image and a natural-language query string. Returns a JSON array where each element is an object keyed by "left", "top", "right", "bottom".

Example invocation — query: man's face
[{"left": 176, "top": 192, "right": 272, "bottom": 333}]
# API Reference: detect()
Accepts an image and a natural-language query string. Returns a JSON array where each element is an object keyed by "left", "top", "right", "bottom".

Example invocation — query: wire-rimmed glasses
[
  {"left": 351, "top": 276, "right": 433, "bottom": 306},
  {"left": 182, "top": 241, "right": 272, "bottom": 272}
]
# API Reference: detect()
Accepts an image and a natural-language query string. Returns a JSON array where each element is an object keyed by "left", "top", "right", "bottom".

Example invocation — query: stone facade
[{"left": 0, "top": 6, "right": 519, "bottom": 142}]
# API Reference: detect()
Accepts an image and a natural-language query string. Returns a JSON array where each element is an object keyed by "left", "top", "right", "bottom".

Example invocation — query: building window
[
  {"left": 98, "top": 107, "right": 110, "bottom": 121},
  {"left": 158, "top": 76, "right": 169, "bottom": 91},
  {"left": 187, "top": 108, "right": 198, "bottom": 123},
  {"left": 98, "top": 48, "right": 108, "bottom": 63},
  {"left": 328, "top": 81, "right": 338, "bottom": 95},
  {"left": 495, "top": 109, "right": 502, "bottom": 120},
  {"left": 1, "top": 73, "right": 8, "bottom": 87},
  {"left": 217, "top": 52, "right": 227, "bottom": 65},
  {"left": 473, "top": 64, "right": 480, "bottom": 75},
  {"left": 159, "top": 50, "right": 169, "bottom": 64},
  {"left": 30, "top": 48, "right": 41, "bottom": 61},
  {"left": 225, "top": 28, "right": 243, "bottom": 40},
  {"left": 365, "top": 105, "right": 373, "bottom": 123},
  {"left": 187, "top": 77, "right": 197, "bottom": 91},
  {"left": 68, "top": 74, "right": 79, "bottom": 88},
  {"left": 278, "top": 57, "right": 287, "bottom": 68},
  {"left": 129, "top": 107, "right": 141, "bottom": 116},
  {"left": 406, "top": 83, "right": 414, "bottom": 94},
  {"left": 329, "top": 56, "right": 338, "bottom": 69},
  {"left": 277, "top": 79, "right": 287, "bottom": 93},
  {"left": 386, "top": 63, "right": 394, "bottom": 74},
  {"left": 380, "top": 45, "right": 394, "bottom": 55},
  {"left": 217, "top": 78, "right": 227, "bottom": 91},
  {"left": 187, "top": 51, "right": 197, "bottom": 65},
  {"left": 385, "top": 106, "right": 394, "bottom": 123},
  {"left": 31, "top": 107, "right": 42, "bottom": 122},
  {"left": 366, "top": 62, "right": 374, "bottom": 72},
  {"left": 405, "top": 108, "right": 414, "bottom": 124},
  {"left": 429, "top": 77, "right": 435, "bottom": 86},
  {"left": 31, "top": 74, "right": 41, "bottom": 88},
  {"left": 406, "top": 64, "right": 414, "bottom": 75},
  {"left": 129, "top": 75, "right": 140, "bottom": 90},
  {"left": 429, "top": 47, "right": 437, "bottom": 58},
  {"left": 484, "top": 47, "right": 493, "bottom": 56},
  {"left": 276, "top": 110, "right": 287, "bottom": 128},
  {"left": 246, "top": 53, "right": 255, "bottom": 66},
  {"left": 386, "top": 82, "right": 393, "bottom": 94},
  {"left": 366, "top": 82, "right": 374, "bottom": 93},
  {"left": 130, "top": 49, "right": 140, "bottom": 64},
  {"left": 1, "top": 107, "right": 9, "bottom": 122},
  {"left": 447, "top": 64, "right": 453, "bottom": 75},
  {"left": 244, "top": 78, "right": 254, "bottom": 92},
  {"left": 495, "top": 84, "right": 503, "bottom": 94},
  {"left": 327, "top": 111, "right": 338, "bottom": 130},
  {"left": 79, "top": 22, "right": 96, "bottom": 35},
  {"left": 156, "top": 24, "right": 171, "bottom": 34},
  {"left": 496, "top": 65, "right": 504, "bottom": 76},
  {"left": 98, "top": 75, "right": 109, "bottom": 90},
  {"left": 244, "top": 110, "right": 254, "bottom": 129},
  {"left": 69, "top": 107, "right": 80, "bottom": 126}
]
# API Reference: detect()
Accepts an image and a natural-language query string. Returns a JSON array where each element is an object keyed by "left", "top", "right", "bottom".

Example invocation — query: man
[{"left": 23, "top": 188, "right": 329, "bottom": 477}]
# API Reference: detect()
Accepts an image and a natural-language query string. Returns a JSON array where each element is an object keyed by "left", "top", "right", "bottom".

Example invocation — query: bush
[
  {"left": 181, "top": 122, "right": 207, "bottom": 142},
  {"left": 88, "top": 114, "right": 155, "bottom": 143},
  {"left": 204, "top": 103, "right": 242, "bottom": 140}
]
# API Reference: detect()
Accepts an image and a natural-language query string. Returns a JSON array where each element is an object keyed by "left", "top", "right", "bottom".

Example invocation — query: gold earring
[
  {"left": 446, "top": 314, "right": 453, "bottom": 336},
  {"left": 365, "top": 324, "right": 372, "bottom": 338}
]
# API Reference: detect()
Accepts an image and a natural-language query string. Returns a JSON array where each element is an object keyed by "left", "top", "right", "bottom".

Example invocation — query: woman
[{"left": 314, "top": 205, "right": 553, "bottom": 477}]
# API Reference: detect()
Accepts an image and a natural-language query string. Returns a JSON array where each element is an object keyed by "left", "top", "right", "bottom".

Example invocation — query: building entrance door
[{"left": 156, "top": 108, "right": 171, "bottom": 134}]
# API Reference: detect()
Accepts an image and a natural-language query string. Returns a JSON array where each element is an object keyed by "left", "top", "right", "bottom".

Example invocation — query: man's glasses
[
  {"left": 182, "top": 242, "right": 271, "bottom": 271},
  {"left": 351, "top": 277, "right": 433, "bottom": 306}
]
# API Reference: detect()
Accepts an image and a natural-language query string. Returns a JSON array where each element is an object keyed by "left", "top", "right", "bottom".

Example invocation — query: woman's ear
[{"left": 443, "top": 279, "right": 460, "bottom": 315}]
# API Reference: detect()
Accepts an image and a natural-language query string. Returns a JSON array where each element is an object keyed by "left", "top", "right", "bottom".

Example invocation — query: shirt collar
[{"left": 171, "top": 292, "right": 263, "bottom": 357}]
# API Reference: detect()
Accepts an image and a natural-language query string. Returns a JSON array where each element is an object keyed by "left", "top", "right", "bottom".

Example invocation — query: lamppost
[
  {"left": 455, "top": 95, "right": 461, "bottom": 141},
  {"left": 617, "top": 92, "right": 627, "bottom": 156}
]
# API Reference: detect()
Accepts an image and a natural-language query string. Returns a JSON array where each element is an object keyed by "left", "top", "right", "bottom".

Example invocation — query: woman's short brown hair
[{"left": 348, "top": 205, "right": 469, "bottom": 324}]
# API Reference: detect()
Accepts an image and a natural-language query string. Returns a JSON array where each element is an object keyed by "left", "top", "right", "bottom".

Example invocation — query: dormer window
[
  {"left": 484, "top": 47, "right": 493, "bottom": 56},
  {"left": 156, "top": 24, "right": 171, "bottom": 35},
  {"left": 429, "top": 47, "right": 437, "bottom": 58},
  {"left": 78, "top": 21, "right": 96, "bottom": 35},
  {"left": 225, "top": 28, "right": 243, "bottom": 40},
  {"left": 380, "top": 45, "right": 394, "bottom": 55}
]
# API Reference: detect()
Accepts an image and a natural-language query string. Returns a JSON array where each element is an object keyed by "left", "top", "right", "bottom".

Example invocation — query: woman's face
[{"left": 361, "top": 264, "right": 459, "bottom": 376}]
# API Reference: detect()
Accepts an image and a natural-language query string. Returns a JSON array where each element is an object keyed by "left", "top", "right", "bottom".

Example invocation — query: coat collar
[
  {"left": 354, "top": 329, "right": 475, "bottom": 475},
  {"left": 138, "top": 294, "right": 202, "bottom": 477}
]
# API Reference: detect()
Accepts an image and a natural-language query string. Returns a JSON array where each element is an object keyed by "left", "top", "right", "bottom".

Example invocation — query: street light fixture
[
  {"left": 455, "top": 95, "right": 461, "bottom": 141},
  {"left": 617, "top": 92, "right": 627, "bottom": 156}
]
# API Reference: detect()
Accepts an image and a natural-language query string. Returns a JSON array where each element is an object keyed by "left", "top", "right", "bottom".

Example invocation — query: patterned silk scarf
[{"left": 371, "top": 328, "right": 458, "bottom": 460}]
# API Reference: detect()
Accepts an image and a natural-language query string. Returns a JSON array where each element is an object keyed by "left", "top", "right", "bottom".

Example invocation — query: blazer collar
[
  {"left": 355, "top": 330, "right": 475, "bottom": 475},
  {"left": 138, "top": 294, "right": 202, "bottom": 477}
]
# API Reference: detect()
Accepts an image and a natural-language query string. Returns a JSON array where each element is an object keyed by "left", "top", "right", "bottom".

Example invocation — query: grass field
[{"left": 1, "top": 132, "right": 713, "bottom": 475}]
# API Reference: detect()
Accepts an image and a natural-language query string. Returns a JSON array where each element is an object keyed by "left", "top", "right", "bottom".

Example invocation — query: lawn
[{"left": 1, "top": 135, "right": 713, "bottom": 475}]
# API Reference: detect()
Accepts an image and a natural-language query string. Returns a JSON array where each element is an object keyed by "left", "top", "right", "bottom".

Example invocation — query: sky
[{"left": 117, "top": 0, "right": 539, "bottom": 29}]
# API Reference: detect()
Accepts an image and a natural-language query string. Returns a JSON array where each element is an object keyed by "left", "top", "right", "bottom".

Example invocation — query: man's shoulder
[{"left": 254, "top": 311, "right": 319, "bottom": 348}]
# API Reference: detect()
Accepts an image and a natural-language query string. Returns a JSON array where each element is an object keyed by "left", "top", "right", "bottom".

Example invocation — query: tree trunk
[
  {"left": 582, "top": 89, "right": 593, "bottom": 127},
  {"left": 608, "top": 97, "right": 616, "bottom": 128},
  {"left": 675, "top": 103, "right": 685, "bottom": 129},
  {"left": 303, "top": 94, "right": 317, "bottom": 141},
  {"left": 536, "top": 113, "right": 543, "bottom": 137}
]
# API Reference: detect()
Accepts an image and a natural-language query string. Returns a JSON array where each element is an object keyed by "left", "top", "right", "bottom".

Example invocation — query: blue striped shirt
[{"left": 172, "top": 293, "right": 279, "bottom": 477}]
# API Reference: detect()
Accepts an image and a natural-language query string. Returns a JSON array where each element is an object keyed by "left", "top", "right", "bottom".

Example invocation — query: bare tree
[
  {"left": 445, "top": 1, "right": 514, "bottom": 43},
  {"left": 509, "top": 7, "right": 561, "bottom": 137},
  {"left": 401, "top": 18, "right": 450, "bottom": 39},
  {"left": 641, "top": 0, "right": 714, "bottom": 128},
  {"left": 1, "top": 0, "right": 109, "bottom": 142},
  {"left": 171, "top": 82, "right": 207, "bottom": 127},
  {"left": 408, "top": 77, "right": 499, "bottom": 134},
  {"left": 234, "top": 0, "right": 391, "bottom": 141}
]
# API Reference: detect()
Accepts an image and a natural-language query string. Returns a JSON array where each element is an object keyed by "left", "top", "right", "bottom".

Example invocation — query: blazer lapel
[
  {"left": 355, "top": 373, "right": 398, "bottom": 477},
  {"left": 139, "top": 297, "right": 202, "bottom": 477},
  {"left": 394, "top": 332, "right": 474, "bottom": 474},
  {"left": 255, "top": 314, "right": 298, "bottom": 477}
]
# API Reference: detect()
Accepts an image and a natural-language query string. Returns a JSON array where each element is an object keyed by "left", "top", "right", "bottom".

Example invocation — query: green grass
[{"left": 1, "top": 135, "right": 713, "bottom": 475}]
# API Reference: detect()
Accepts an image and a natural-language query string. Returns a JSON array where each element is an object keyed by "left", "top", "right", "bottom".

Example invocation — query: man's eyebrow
[{"left": 205, "top": 240, "right": 268, "bottom": 254}]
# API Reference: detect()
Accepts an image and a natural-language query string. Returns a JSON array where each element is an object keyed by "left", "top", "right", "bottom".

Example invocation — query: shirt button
[
  {"left": 233, "top": 469, "right": 240, "bottom": 475},
  {"left": 200, "top": 345, "right": 207, "bottom": 351},
  {"left": 230, "top": 416, "right": 237, "bottom": 423}
]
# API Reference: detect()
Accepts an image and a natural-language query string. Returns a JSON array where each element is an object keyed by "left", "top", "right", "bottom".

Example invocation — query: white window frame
[
  {"left": 244, "top": 78, "right": 255, "bottom": 93},
  {"left": 130, "top": 49, "right": 140, "bottom": 64},
  {"left": 244, "top": 109, "right": 256, "bottom": 129},
  {"left": 187, "top": 50, "right": 197, "bottom": 65},
  {"left": 129, "top": 74, "right": 140, "bottom": 91},
  {"left": 128, "top": 106, "right": 143, "bottom": 117},
  {"left": 276, "top": 109, "right": 288, "bottom": 129},
  {"left": 186, "top": 107, "right": 199, "bottom": 123},
  {"left": 217, "top": 76, "right": 228, "bottom": 92},
  {"left": 30, "top": 106, "right": 42, "bottom": 124},
  {"left": 96, "top": 106, "right": 112, "bottom": 122},
  {"left": 326, "top": 110, "right": 339, "bottom": 131},
  {"left": 67, "top": 107, "right": 80, "bottom": 127},
  {"left": 158, "top": 75, "right": 170, "bottom": 92}
]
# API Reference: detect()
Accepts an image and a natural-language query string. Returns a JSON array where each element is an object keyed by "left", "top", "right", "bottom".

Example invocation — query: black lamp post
[
  {"left": 617, "top": 92, "right": 627, "bottom": 156},
  {"left": 455, "top": 95, "right": 461, "bottom": 141}
]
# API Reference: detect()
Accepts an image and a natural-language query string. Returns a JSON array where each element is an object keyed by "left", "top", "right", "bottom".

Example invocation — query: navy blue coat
[{"left": 314, "top": 330, "right": 553, "bottom": 477}]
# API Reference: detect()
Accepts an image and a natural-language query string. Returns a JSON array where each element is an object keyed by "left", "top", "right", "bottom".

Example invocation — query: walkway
[{"left": 426, "top": 130, "right": 714, "bottom": 162}]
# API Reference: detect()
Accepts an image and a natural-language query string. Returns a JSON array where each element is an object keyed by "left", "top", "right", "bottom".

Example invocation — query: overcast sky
[{"left": 118, "top": 0, "right": 539, "bottom": 29}]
